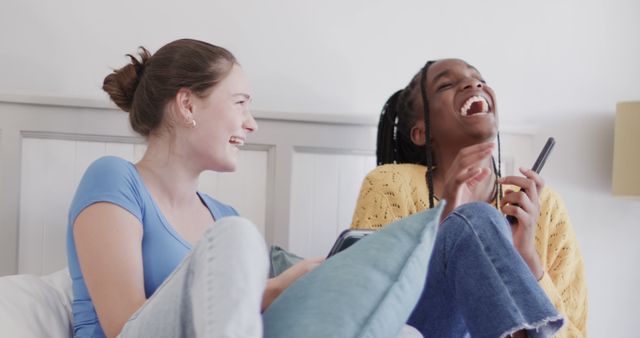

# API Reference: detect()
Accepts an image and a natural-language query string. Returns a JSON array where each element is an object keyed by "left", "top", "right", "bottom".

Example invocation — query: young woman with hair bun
[{"left": 68, "top": 39, "right": 322, "bottom": 338}]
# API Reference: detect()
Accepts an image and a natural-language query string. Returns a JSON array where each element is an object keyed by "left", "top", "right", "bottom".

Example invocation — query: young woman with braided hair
[{"left": 351, "top": 59, "right": 587, "bottom": 337}]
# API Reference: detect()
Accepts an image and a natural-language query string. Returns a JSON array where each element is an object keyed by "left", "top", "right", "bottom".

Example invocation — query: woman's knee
[
  {"left": 198, "top": 217, "right": 269, "bottom": 270},
  {"left": 204, "top": 217, "right": 263, "bottom": 244},
  {"left": 454, "top": 202, "right": 501, "bottom": 219},
  {"left": 447, "top": 202, "right": 512, "bottom": 240}
]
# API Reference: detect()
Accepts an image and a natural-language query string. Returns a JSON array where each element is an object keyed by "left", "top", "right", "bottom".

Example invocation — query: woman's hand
[
  {"left": 261, "top": 257, "right": 324, "bottom": 311},
  {"left": 498, "top": 167, "right": 545, "bottom": 279},
  {"left": 439, "top": 142, "right": 495, "bottom": 222}
]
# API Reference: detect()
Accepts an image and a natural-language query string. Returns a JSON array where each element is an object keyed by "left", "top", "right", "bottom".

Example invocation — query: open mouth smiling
[
  {"left": 229, "top": 136, "right": 245, "bottom": 146},
  {"left": 459, "top": 95, "right": 492, "bottom": 117}
]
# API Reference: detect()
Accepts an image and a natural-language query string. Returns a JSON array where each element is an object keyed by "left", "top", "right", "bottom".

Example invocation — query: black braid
[
  {"left": 496, "top": 132, "right": 504, "bottom": 205},
  {"left": 488, "top": 134, "right": 504, "bottom": 209},
  {"left": 419, "top": 61, "right": 437, "bottom": 208},
  {"left": 376, "top": 79, "right": 427, "bottom": 165},
  {"left": 376, "top": 90, "right": 403, "bottom": 165},
  {"left": 397, "top": 82, "right": 426, "bottom": 165}
]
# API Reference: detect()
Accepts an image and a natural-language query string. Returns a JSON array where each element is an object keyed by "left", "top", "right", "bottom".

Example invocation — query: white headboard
[{"left": 0, "top": 95, "right": 536, "bottom": 275}]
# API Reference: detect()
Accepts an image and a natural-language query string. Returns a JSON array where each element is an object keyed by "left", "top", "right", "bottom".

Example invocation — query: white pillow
[{"left": 0, "top": 268, "right": 73, "bottom": 338}]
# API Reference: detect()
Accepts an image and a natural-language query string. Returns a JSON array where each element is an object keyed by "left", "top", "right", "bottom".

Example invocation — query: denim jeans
[
  {"left": 116, "top": 216, "right": 419, "bottom": 338},
  {"left": 407, "top": 202, "right": 564, "bottom": 338},
  {"left": 118, "top": 217, "right": 269, "bottom": 338}
]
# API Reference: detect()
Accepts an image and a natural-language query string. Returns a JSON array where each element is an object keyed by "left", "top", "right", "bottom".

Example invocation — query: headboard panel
[{"left": 0, "top": 95, "right": 535, "bottom": 275}]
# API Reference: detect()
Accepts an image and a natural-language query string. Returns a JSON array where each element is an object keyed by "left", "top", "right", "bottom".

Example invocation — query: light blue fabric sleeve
[{"left": 68, "top": 156, "right": 144, "bottom": 227}]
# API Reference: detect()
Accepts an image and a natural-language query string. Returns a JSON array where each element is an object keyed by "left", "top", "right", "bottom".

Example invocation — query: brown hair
[{"left": 102, "top": 39, "right": 237, "bottom": 136}]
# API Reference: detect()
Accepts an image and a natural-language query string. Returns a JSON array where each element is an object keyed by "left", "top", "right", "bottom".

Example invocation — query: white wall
[
  {"left": 2, "top": 0, "right": 639, "bottom": 336},
  {"left": 2, "top": 0, "right": 639, "bottom": 118}
]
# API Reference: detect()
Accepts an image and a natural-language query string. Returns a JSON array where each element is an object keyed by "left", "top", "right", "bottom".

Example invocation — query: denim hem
[{"left": 500, "top": 313, "right": 564, "bottom": 338}]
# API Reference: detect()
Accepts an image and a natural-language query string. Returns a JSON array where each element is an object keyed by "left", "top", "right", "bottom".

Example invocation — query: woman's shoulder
[
  {"left": 70, "top": 156, "right": 142, "bottom": 219},
  {"left": 73, "top": 156, "right": 137, "bottom": 193},
  {"left": 357, "top": 163, "right": 429, "bottom": 206},
  {"left": 85, "top": 155, "right": 134, "bottom": 174},
  {"left": 364, "top": 163, "right": 427, "bottom": 182},
  {"left": 74, "top": 156, "right": 140, "bottom": 207},
  {"left": 361, "top": 164, "right": 428, "bottom": 198},
  {"left": 79, "top": 156, "right": 138, "bottom": 186},
  {"left": 352, "top": 163, "right": 429, "bottom": 228}
]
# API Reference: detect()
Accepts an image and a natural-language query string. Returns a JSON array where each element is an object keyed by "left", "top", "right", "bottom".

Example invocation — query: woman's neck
[{"left": 135, "top": 136, "right": 201, "bottom": 208}]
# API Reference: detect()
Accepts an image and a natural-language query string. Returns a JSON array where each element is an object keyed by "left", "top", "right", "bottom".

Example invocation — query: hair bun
[{"left": 102, "top": 47, "right": 151, "bottom": 113}]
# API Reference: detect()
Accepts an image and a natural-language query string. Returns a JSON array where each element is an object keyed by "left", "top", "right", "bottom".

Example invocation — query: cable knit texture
[{"left": 350, "top": 164, "right": 588, "bottom": 338}]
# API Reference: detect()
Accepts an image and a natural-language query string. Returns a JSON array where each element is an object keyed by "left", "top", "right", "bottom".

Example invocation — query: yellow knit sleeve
[
  {"left": 536, "top": 188, "right": 588, "bottom": 338},
  {"left": 350, "top": 165, "right": 421, "bottom": 230}
]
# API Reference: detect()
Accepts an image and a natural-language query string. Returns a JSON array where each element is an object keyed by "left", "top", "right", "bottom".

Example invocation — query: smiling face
[
  {"left": 187, "top": 64, "right": 257, "bottom": 172},
  {"left": 422, "top": 59, "right": 498, "bottom": 148}
]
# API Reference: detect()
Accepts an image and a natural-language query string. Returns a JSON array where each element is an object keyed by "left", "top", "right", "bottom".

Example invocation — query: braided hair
[
  {"left": 376, "top": 60, "right": 503, "bottom": 209},
  {"left": 377, "top": 70, "right": 429, "bottom": 166}
]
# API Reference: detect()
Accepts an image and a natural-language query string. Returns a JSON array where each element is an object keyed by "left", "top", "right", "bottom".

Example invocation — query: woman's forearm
[
  {"left": 260, "top": 258, "right": 324, "bottom": 312},
  {"left": 261, "top": 277, "right": 284, "bottom": 312}
]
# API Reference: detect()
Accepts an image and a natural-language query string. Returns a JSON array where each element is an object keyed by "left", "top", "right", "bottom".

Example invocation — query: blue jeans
[{"left": 407, "top": 202, "right": 563, "bottom": 338}]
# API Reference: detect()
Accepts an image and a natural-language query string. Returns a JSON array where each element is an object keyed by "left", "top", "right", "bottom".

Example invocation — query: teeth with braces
[
  {"left": 229, "top": 136, "right": 245, "bottom": 146},
  {"left": 460, "top": 95, "right": 489, "bottom": 116}
]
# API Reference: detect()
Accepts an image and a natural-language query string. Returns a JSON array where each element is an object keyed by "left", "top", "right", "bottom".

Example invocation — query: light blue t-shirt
[{"left": 66, "top": 156, "right": 238, "bottom": 338}]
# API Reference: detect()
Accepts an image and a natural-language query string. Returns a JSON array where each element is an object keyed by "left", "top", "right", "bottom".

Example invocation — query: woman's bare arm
[
  {"left": 74, "top": 202, "right": 146, "bottom": 338},
  {"left": 261, "top": 257, "right": 324, "bottom": 311}
]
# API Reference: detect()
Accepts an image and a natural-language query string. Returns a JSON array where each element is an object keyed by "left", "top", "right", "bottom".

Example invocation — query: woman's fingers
[
  {"left": 441, "top": 142, "right": 495, "bottom": 208},
  {"left": 450, "top": 143, "right": 494, "bottom": 177},
  {"left": 499, "top": 176, "right": 534, "bottom": 192},
  {"left": 519, "top": 167, "right": 545, "bottom": 193},
  {"left": 500, "top": 203, "right": 529, "bottom": 221},
  {"left": 499, "top": 169, "right": 544, "bottom": 204},
  {"left": 500, "top": 188, "right": 534, "bottom": 213},
  {"left": 457, "top": 167, "right": 491, "bottom": 188}
]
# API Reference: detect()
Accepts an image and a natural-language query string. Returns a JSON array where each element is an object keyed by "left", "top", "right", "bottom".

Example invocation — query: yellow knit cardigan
[{"left": 350, "top": 164, "right": 588, "bottom": 337}]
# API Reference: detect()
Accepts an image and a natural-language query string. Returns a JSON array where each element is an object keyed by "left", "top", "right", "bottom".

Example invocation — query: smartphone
[
  {"left": 326, "top": 229, "right": 373, "bottom": 258},
  {"left": 530, "top": 137, "right": 555, "bottom": 174},
  {"left": 506, "top": 137, "right": 555, "bottom": 224}
]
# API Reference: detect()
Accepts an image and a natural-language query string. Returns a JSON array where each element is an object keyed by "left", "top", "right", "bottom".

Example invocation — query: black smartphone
[
  {"left": 530, "top": 137, "right": 555, "bottom": 174},
  {"left": 506, "top": 137, "right": 555, "bottom": 224},
  {"left": 326, "top": 229, "right": 373, "bottom": 258}
]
